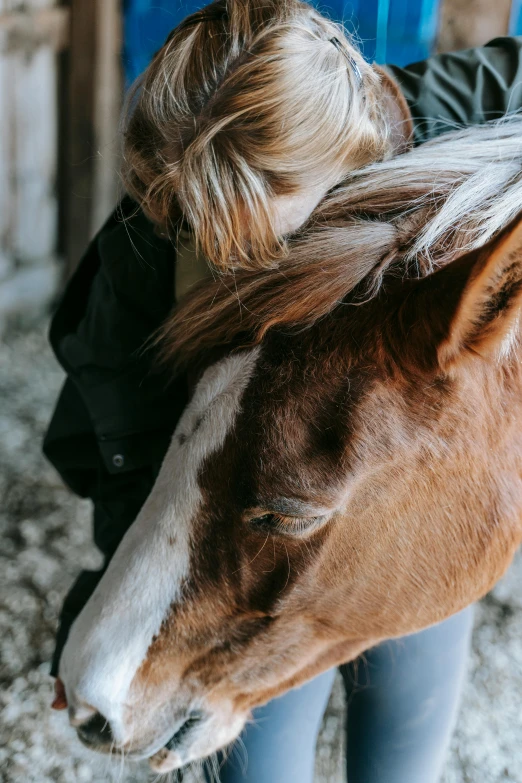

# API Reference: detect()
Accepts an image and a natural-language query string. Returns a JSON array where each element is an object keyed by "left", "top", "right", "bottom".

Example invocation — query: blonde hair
[
  {"left": 122, "top": 0, "right": 392, "bottom": 271},
  {"left": 155, "top": 117, "right": 522, "bottom": 367}
]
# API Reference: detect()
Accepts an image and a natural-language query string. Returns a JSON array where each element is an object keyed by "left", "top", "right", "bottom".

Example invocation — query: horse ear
[
  {"left": 439, "top": 217, "right": 522, "bottom": 367},
  {"left": 395, "top": 217, "right": 522, "bottom": 373}
]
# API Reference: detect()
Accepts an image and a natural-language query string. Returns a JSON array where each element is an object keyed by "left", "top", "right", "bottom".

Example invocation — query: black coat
[{"left": 44, "top": 37, "right": 522, "bottom": 673}]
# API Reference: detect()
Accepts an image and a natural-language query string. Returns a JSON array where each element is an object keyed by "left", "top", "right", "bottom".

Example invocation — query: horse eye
[
  {"left": 250, "top": 514, "right": 278, "bottom": 529},
  {"left": 248, "top": 513, "right": 326, "bottom": 537}
]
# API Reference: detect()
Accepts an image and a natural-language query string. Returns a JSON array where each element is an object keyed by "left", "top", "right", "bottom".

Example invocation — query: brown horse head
[{"left": 59, "top": 216, "right": 522, "bottom": 772}]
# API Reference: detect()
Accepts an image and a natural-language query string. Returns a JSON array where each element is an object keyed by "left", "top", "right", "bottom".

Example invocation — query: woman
[{"left": 45, "top": 1, "right": 522, "bottom": 780}]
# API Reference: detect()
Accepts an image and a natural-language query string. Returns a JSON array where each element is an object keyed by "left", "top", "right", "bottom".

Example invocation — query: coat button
[{"left": 112, "top": 454, "right": 125, "bottom": 468}]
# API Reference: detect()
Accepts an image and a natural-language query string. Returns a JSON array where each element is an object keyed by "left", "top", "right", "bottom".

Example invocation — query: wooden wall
[
  {"left": 438, "top": 0, "right": 512, "bottom": 52},
  {"left": 0, "top": 0, "right": 68, "bottom": 321},
  {"left": 0, "top": 0, "right": 122, "bottom": 327}
]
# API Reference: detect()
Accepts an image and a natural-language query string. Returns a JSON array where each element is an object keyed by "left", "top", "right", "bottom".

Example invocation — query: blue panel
[
  {"left": 123, "top": 1, "right": 205, "bottom": 85},
  {"left": 347, "top": 0, "right": 380, "bottom": 62},
  {"left": 316, "top": 0, "right": 439, "bottom": 64},
  {"left": 510, "top": 0, "right": 522, "bottom": 34},
  {"left": 375, "top": 0, "right": 391, "bottom": 62},
  {"left": 123, "top": 0, "right": 441, "bottom": 85},
  {"left": 376, "top": 0, "right": 439, "bottom": 64}
]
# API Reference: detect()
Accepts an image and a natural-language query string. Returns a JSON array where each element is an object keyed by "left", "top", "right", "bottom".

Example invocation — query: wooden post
[
  {"left": 92, "top": 0, "right": 123, "bottom": 237},
  {"left": 438, "top": 0, "right": 512, "bottom": 52},
  {"left": 62, "top": 0, "right": 97, "bottom": 275},
  {"left": 61, "top": 0, "right": 122, "bottom": 277}
]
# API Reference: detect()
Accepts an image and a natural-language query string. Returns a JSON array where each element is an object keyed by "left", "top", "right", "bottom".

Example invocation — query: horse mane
[{"left": 156, "top": 117, "right": 522, "bottom": 370}]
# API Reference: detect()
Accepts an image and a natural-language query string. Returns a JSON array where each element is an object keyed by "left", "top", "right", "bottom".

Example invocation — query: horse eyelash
[{"left": 250, "top": 513, "right": 325, "bottom": 537}]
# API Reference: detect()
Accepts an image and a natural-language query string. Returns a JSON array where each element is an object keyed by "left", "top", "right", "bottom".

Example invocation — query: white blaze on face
[{"left": 60, "top": 349, "right": 260, "bottom": 743}]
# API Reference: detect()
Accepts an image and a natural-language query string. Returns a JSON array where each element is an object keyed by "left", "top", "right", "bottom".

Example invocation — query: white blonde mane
[
  {"left": 159, "top": 116, "right": 522, "bottom": 366},
  {"left": 314, "top": 115, "right": 522, "bottom": 271}
]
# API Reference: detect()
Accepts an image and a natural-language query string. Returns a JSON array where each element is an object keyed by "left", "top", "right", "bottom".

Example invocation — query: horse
[{"left": 57, "top": 119, "right": 522, "bottom": 774}]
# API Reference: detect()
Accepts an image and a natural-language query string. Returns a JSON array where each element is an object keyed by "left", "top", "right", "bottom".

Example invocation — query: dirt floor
[{"left": 1, "top": 322, "right": 521, "bottom": 783}]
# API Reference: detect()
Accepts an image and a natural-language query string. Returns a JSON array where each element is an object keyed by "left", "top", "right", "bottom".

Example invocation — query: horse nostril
[{"left": 77, "top": 711, "right": 114, "bottom": 747}]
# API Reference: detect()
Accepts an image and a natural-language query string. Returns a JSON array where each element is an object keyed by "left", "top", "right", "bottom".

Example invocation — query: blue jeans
[{"left": 206, "top": 607, "right": 474, "bottom": 783}]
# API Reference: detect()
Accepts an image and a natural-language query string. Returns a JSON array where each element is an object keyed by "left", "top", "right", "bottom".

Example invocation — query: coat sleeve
[
  {"left": 385, "top": 37, "right": 522, "bottom": 144},
  {"left": 43, "top": 197, "right": 188, "bottom": 674}
]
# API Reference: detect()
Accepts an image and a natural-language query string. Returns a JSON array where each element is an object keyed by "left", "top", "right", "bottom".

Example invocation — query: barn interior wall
[
  {"left": 0, "top": 0, "right": 68, "bottom": 329},
  {"left": 0, "top": 0, "right": 122, "bottom": 330}
]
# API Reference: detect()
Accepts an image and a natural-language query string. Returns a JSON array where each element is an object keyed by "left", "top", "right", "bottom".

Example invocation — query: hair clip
[{"left": 330, "top": 37, "right": 363, "bottom": 87}]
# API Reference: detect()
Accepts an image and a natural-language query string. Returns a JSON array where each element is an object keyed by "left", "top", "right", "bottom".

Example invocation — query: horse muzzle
[
  {"left": 61, "top": 681, "right": 246, "bottom": 772},
  {"left": 72, "top": 705, "right": 208, "bottom": 767}
]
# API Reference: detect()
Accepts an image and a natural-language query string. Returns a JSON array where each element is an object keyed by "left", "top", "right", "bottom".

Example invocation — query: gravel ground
[{"left": 1, "top": 322, "right": 521, "bottom": 783}]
